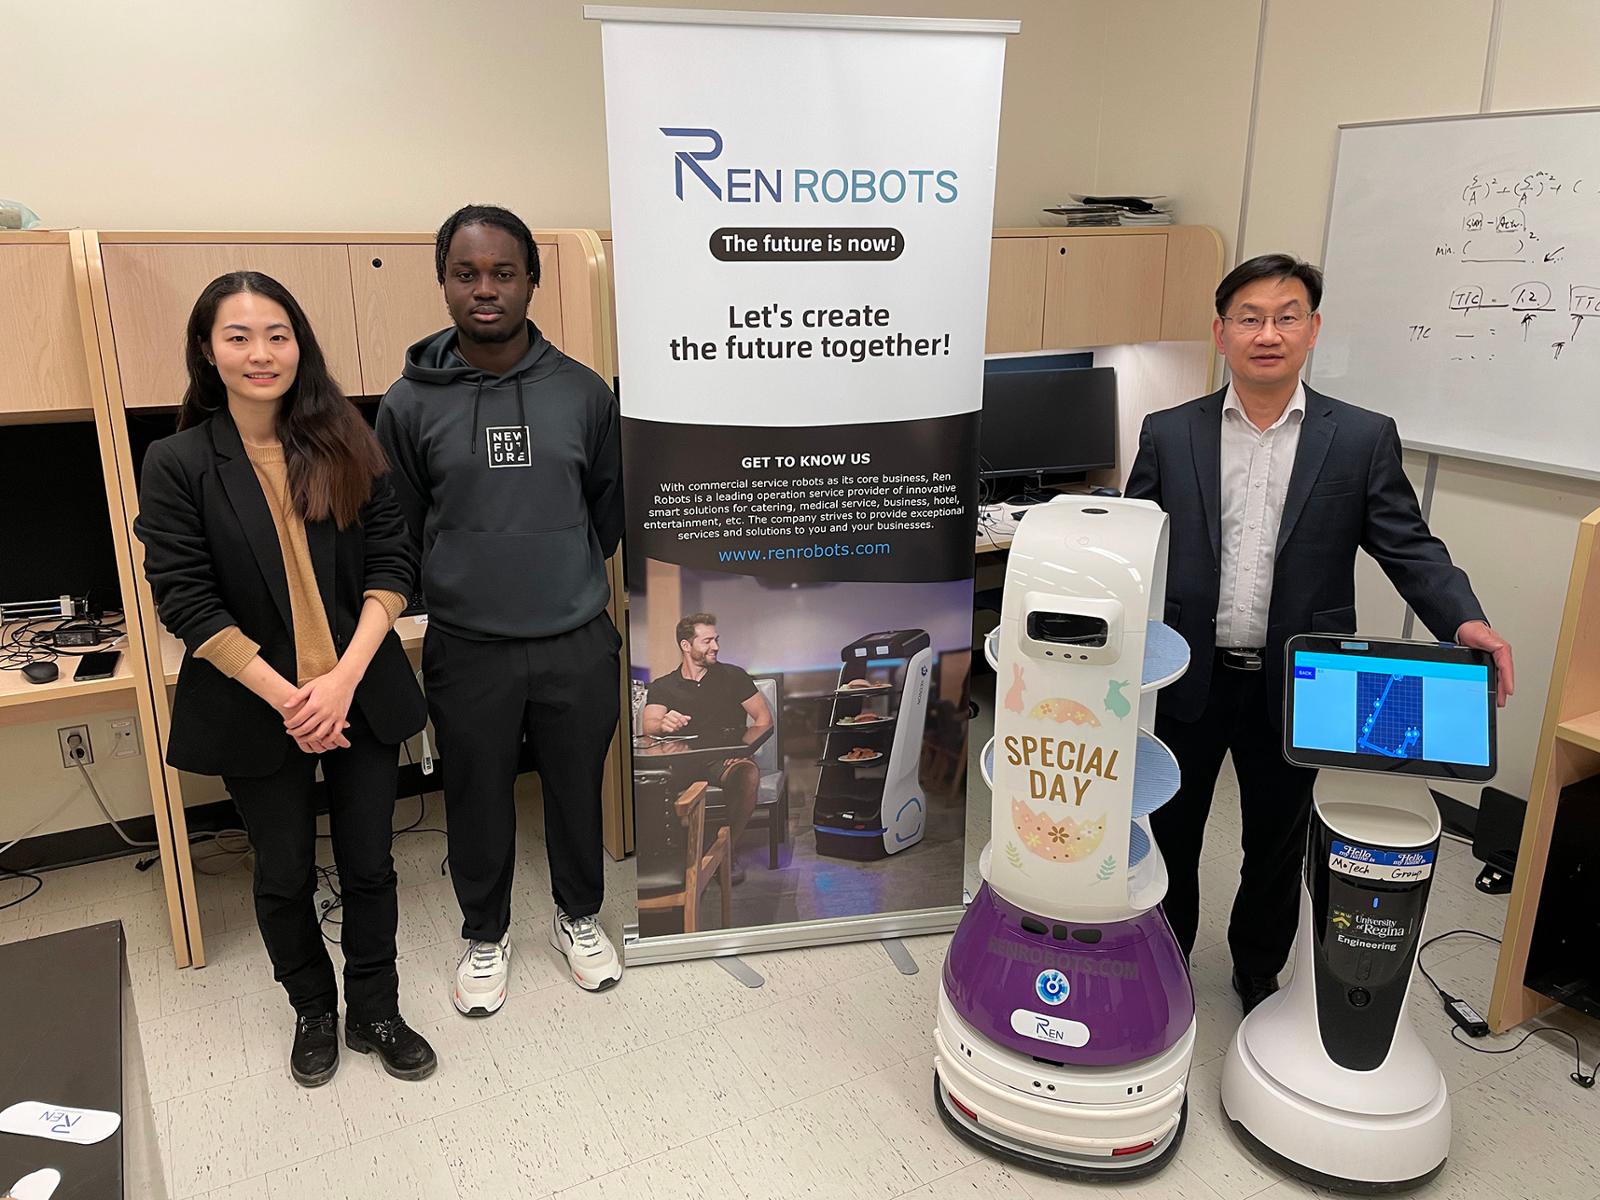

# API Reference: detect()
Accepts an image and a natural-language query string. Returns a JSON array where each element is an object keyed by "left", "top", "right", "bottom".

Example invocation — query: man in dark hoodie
[{"left": 376, "top": 206, "right": 624, "bottom": 1007}]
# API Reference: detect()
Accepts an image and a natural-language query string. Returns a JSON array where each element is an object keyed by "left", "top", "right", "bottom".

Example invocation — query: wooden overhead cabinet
[
  {"left": 0, "top": 238, "right": 95, "bottom": 414},
  {"left": 986, "top": 226, "right": 1222, "bottom": 353},
  {"left": 349, "top": 243, "right": 564, "bottom": 396},
  {"left": 1043, "top": 233, "right": 1168, "bottom": 349},
  {"left": 98, "top": 242, "right": 363, "bottom": 407},
  {"left": 984, "top": 237, "right": 1047, "bottom": 354}
]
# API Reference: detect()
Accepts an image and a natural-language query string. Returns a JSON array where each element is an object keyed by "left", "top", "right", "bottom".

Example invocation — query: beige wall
[
  {"left": 2, "top": 0, "right": 1104, "bottom": 232},
  {"left": 0, "top": 713, "right": 158, "bottom": 842},
  {"left": 1094, "top": 0, "right": 1261, "bottom": 256}
]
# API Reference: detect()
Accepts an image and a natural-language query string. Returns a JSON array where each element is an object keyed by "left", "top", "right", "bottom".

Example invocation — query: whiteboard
[{"left": 1312, "top": 108, "right": 1600, "bottom": 480}]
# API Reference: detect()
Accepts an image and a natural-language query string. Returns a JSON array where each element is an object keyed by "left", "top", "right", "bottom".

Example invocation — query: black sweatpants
[
  {"left": 224, "top": 713, "right": 401, "bottom": 1024},
  {"left": 1151, "top": 650, "right": 1318, "bottom": 979},
  {"left": 423, "top": 612, "right": 621, "bottom": 941}
]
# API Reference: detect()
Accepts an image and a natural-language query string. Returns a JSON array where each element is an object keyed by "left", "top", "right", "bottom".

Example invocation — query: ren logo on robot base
[{"left": 1002, "top": 734, "right": 1120, "bottom": 805}]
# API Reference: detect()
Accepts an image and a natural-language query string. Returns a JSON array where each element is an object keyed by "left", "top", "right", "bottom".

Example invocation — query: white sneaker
[
  {"left": 454, "top": 932, "right": 511, "bottom": 1016},
  {"left": 551, "top": 909, "right": 623, "bottom": 992}
]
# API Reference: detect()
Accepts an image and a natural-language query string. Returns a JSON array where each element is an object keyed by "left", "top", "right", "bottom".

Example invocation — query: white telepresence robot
[{"left": 1222, "top": 633, "right": 1499, "bottom": 1191}]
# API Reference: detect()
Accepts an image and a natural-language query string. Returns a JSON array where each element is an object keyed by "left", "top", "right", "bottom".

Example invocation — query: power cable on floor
[{"left": 1416, "top": 928, "right": 1596, "bottom": 1090}]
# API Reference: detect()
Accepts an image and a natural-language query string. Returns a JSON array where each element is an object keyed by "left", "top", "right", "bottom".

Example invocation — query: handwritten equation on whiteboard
[{"left": 1409, "top": 171, "right": 1598, "bottom": 363}]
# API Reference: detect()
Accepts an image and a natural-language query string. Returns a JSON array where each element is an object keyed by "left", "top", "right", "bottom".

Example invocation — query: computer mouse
[{"left": 22, "top": 660, "right": 59, "bottom": 684}]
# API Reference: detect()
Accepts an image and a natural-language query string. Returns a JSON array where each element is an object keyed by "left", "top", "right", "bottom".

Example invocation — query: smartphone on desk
[{"left": 74, "top": 650, "right": 121, "bottom": 681}]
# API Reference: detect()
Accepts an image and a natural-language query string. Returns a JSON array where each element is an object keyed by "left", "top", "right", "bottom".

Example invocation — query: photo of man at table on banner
[{"left": 588, "top": 6, "right": 1016, "bottom": 963}]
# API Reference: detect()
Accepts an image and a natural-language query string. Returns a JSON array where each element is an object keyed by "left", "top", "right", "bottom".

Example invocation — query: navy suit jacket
[{"left": 1124, "top": 385, "right": 1486, "bottom": 724}]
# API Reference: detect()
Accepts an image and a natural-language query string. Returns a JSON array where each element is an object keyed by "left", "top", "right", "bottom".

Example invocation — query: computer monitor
[
  {"left": 1283, "top": 634, "right": 1497, "bottom": 782},
  {"left": 978, "top": 366, "right": 1116, "bottom": 480},
  {"left": 0, "top": 423, "right": 122, "bottom": 609}
]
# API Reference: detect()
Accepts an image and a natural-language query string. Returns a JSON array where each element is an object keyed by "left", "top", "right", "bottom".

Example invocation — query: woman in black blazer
[{"left": 136, "top": 271, "right": 436, "bottom": 1087}]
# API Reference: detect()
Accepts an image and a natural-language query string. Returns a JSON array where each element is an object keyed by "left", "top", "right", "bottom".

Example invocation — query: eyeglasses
[{"left": 1222, "top": 311, "right": 1312, "bottom": 334}]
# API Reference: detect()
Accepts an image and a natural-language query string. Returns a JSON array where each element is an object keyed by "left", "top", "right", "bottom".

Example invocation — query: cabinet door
[
  {"left": 985, "top": 238, "right": 1046, "bottom": 353},
  {"left": 1042, "top": 234, "right": 1167, "bottom": 348},
  {"left": 100, "top": 244, "right": 362, "bottom": 408},
  {"left": 0, "top": 242, "right": 93, "bottom": 413},
  {"left": 350, "top": 242, "right": 563, "bottom": 396},
  {"left": 1160, "top": 225, "right": 1223, "bottom": 341}
]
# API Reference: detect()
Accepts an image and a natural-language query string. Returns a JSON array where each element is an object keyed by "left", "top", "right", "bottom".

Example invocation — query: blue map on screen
[
  {"left": 1356, "top": 672, "right": 1423, "bottom": 759},
  {"left": 1291, "top": 651, "right": 1489, "bottom": 768}
]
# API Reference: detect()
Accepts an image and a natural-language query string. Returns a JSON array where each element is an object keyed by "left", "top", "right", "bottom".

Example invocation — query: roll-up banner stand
[{"left": 588, "top": 5, "right": 1016, "bottom": 964}]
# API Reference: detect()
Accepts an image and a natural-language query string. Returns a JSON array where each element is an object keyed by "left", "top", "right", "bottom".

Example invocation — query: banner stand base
[
  {"left": 622, "top": 906, "right": 964, "bottom": 968},
  {"left": 881, "top": 938, "right": 920, "bottom": 976},
  {"left": 714, "top": 957, "right": 766, "bottom": 988}
]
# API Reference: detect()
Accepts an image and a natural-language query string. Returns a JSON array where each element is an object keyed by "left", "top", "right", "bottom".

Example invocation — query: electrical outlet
[
  {"left": 58, "top": 724, "right": 92, "bottom": 769},
  {"left": 108, "top": 718, "right": 140, "bottom": 758},
  {"left": 314, "top": 873, "right": 340, "bottom": 919}
]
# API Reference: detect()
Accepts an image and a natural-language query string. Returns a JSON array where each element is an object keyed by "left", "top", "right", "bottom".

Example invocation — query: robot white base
[
  {"left": 932, "top": 996, "right": 1192, "bottom": 1185},
  {"left": 932, "top": 1067, "right": 1187, "bottom": 1181},
  {"left": 1222, "top": 1018, "right": 1450, "bottom": 1193}
]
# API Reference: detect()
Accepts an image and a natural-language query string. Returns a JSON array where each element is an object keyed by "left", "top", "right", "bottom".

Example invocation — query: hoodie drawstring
[
  {"left": 515, "top": 374, "right": 528, "bottom": 440},
  {"left": 467, "top": 378, "right": 484, "bottom": 454}
]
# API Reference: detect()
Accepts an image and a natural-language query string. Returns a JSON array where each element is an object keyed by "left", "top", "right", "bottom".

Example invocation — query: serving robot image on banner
[
  {"left": 1221, "top": 632, "right": 1500, "bottom": 1191},
  {"left": 814, "top": 629, "right": 933, "bottom": 860},
  {"left": 934, "top": 496, "right": 1197, "bottom": 1179}
]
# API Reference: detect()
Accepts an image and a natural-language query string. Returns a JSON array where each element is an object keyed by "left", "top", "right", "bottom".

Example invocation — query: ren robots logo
[{"left": 661, "top": 127, "right": 960, "bottom": 205}]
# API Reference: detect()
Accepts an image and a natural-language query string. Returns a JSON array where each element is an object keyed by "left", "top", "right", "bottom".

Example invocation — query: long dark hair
[{"left": 179, "top": 271, "right": 387, "bottom": 528}]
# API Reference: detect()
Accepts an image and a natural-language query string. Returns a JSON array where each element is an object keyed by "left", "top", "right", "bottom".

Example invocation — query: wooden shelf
[
  {"left": 0, "top": 630, "right": 139, "bottom": 724},
  {"left": 395, "top": 615, "right": 425, "bottom": 650},
  {"left": 0, "top": 666, "right": 137, "bottom": 711},
  {"left": 1554, "top": 710, "right": 1600, "bottom": 754},
  {"left": 1490, "top": 505, "right": 1600, "bottom": 1031},
  {"left": 159, "top": 628, "right": 180, "bottom": 686}
]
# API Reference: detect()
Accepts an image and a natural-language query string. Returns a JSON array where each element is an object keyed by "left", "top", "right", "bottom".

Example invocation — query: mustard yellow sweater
[{"left": 197, "top": 441, "right": 406, "bottom": 684}]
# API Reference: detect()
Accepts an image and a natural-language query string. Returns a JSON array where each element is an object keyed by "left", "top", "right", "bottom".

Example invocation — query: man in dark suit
[{"left": 1126, "top": 253, "right": 1514, "bottom": 1013}]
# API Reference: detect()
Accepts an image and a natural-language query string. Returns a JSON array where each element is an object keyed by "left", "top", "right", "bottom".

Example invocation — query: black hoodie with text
[{"left": 375, "top": 322, "right": 622, "bottom": 640}]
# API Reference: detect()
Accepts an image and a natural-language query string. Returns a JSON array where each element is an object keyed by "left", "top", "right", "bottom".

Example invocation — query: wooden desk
[
  {"left": 975, "top": 528, "right": 1014, "bottom": 556},
  {"left": 0, "top": 631, "right": 139, "bottom": 728}
]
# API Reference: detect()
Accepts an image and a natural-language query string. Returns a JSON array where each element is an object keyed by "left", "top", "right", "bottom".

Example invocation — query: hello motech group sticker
[{"left": 1328, "top": 839, "right": 1434, "bottom": 883}]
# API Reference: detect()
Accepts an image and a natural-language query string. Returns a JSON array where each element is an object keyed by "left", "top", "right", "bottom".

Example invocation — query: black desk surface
[{"left": 0, "top": 922, "right": 126, "bottom": 1198}]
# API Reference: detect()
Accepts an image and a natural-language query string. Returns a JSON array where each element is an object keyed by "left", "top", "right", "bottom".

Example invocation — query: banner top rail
[{"left": 582, "top": 5, "right": 1021, "bottom": 35}]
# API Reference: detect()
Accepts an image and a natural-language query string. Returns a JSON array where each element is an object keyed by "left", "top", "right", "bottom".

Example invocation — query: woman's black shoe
[
  {"left": 291, "top": 1011, "right": 340, "bottom": 1087},
  {"left": 345, "top": 1014, "right": 438, "bottom": 1081}
]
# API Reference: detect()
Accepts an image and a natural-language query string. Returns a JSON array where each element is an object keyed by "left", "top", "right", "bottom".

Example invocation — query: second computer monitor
[{"left": 979, "top": 365, "right": 1116, "bottom": 480}]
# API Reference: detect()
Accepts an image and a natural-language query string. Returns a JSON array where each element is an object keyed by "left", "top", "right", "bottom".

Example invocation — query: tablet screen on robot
[{"left": 1282, "top": 634, "right": 1497, "bottom": 782}]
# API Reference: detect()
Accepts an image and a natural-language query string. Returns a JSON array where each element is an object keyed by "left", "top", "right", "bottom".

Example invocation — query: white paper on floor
[
  {"left": 0, "top": 1101, "right": 120, "bottom": 1146},
  {"left": 7, "top": 1167, "right": 63, "bottom": 1200}
]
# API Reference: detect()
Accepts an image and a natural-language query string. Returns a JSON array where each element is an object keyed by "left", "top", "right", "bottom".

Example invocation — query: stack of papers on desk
[{"left": 1043, "top": 195, "right": 1173, "bottom": 226}]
